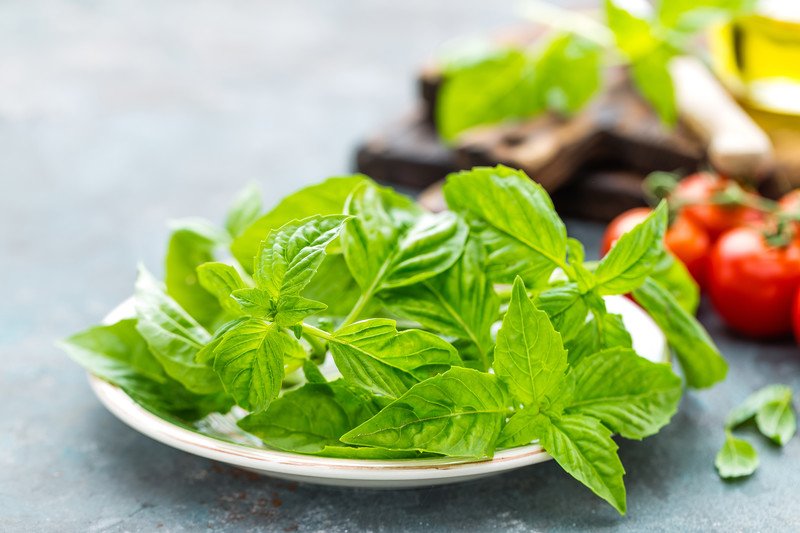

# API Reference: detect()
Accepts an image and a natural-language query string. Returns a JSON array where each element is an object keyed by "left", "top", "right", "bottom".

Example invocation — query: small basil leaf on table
[
  {"left": 379, "top": 237, "right": 498, "bottom": 371},
  {"left": 60, "top": 319, "right": 232, "bottom": 421},
  {"left": 224, "top": 183, "right": 263, "bottom": 239},
  {"left": 716, "top": 432, "right": 759, "bottom": 479},
  {"left": 134, "top": 267, "right": 222, "bottom": 394},
  {"left": 755, "top": 399, "right": 797, "bottom": 446},
  {"left": 494, "top": 277, "right": 568, "bottom": 409},
  {"left": 444, "top": 165, "right": 568, "bottom": 287},
  {"left": 537, "top": 413, "right": 628, "bottom": 515},
  {"left": 212, "top": 318, "right": 296, "bottom": 412},
  {"left": 341, "top": 367, "right": 509, "bottom": 458},
  {"left": 238, "top": 379, "right": 380, "bottom": 454},
  {"left": 164, "top": 218, "right": 229, "bottom": 328},
  {"left": 725, "top": 384, "right": 793, "bottom": 429},
  {"left": 594, "top": 202, "right": 667, "bottom": 295},
  {"left": 196, "top": 262, "right": 247, "bottom": 314},
  {"left": 231, "top": 175, "right": 366, "bottom": 270},
  {"left": 566, "top": 347, "right": 682, "bottom": 440},
  {"left": 328, "top": 319, "right": 460, "bottom": 399},
  {"left": 633, "top": 277, "right": 727, "bottom": 389}
]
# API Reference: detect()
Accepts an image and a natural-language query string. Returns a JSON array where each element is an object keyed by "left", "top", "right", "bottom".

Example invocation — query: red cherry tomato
[
  {"left": 601, "top": 207, "right": 710, "bottom": 286},
  {"left": 708, "top": 226, "right": 800, "bottom": 338},
  {"left": 793, "top": 288, "right": 800, "bottom": 344},
  {"left": 672, "top": 172, "right": 759, "bottom": 241}
]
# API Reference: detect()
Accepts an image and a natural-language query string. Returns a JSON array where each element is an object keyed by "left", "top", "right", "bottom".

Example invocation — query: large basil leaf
[
  {"left": 328, "top": 319, "right": 460, "bottom": 399},
  {"left": 633, "top": 277, "right": 727, "bottom": 388},
  {"left": 134, "top": 267, "right": 222, "bottom": 394},
  {"left": 566, "top": 348, "right": 682, "bottom": 439},
  {"left": 231, "top": 175, "right": 366, "bottom": 270},
  {"left": 379, "top": 238, "right": 498, "bottom": 370},
  {"left": 196, "top": 262, "right": 247, "bottom": 315},
  {"left": 341, "top": 367, "right": 508, "bottom": 458},
  {"left": 444, "top": 165, "right": 568, "bottom": 287}
]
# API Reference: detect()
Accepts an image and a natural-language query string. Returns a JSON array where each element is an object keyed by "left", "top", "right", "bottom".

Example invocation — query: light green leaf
[
  {"left": 225, "top": 183, "right": 263, "bottom": 238},
  {"left": 498, "top": 410, "right": 549, "bottom": 449},
  {"left": 195, "top": 317, "right": 248, "bottom": 365},
  {"left": 230, "top": 287, "right": 272, "bottom": 317},
  {"left": 633, "top": 277, "right": 727, "bottom": 388},
  {"left": 494, "top": 277, "right": 568, "bottom": 409},
  {"left": 605, "top": 0, "right": 659, "bottom": 59},
  {"left": 630, "top": 45, "right": 678, "bottom": 126},
  {"left": 649, "top": 252, "right": 699, "bottom": 314},
  {"left": 436, "top": 48, "right": 541, "bottom": 142},
  {"left": 342, "top": 182, "right": 468, "bottom": 301},
  {"left": 565, "top": 299, "right": 632, "bottom": 366},
  {"left": 535, "top": 283, "right": 589, "bottom": 344},
  {"left": 657, "top": 0, "right": 755, "bottom": 34},
  {"left": 538, "top": 413, "right": 627, "bottom": 515},
  {"left": 273, "top": 295, "right": 328, "bottom": 327},
  {"left": 212, "top": 318, "right": 292, "bottom": 412},
  {"left": 756, "top": 400, "right": 797, "bottom": 446},
  {"left": 595, "top": 202, "right": 668, "bottom": 295},
  {"left": 301, "top": 254, "right": 367, "bottom": 319},
  {"left": 725, "top": 384, "right": 793, "bottom": 429},
  {"left": 716, "top": 433, "right": 759, "bottom": 479},
  {"left": 196, "top": 262, "right": 247, "bottom": 314},
  {"left": 444, "top": 166, "right": 568, "bottom": 287},
  {"left": 238, "top": 379, "right": 380, "bottom": 454},
  {"left": 231, "top": 175, "right": 366, "bottom": 270},
  {"left": 329, "top": 319, "right": 460, "bottom": 399},
  {"left": 567, "top": 348, "right": 682, "bottom": 439},
  {"left": 60, "top": 319, "right": 232, "bottom": 421},
  {"left": 254, "top": 215, "right": 349, "bottom": 298},
  {"left": 379, "top": 238, "right": 498, "bottom": 370},
  {"left": 164, "top": 219, "right": 228, "bottom": 328},
  {"left": 134, "top": 267, "right": 221, "bottom": 394},
  {"left": 534, "top": 33, "right": 603, "bottom": 115},
  {"left": 341, "top": 367, "right": 509, "bottom": 458}
]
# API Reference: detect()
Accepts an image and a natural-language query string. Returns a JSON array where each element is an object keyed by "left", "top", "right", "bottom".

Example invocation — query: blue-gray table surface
[{"left": 2, "top": 1, "right": 799, "bottom": 531}]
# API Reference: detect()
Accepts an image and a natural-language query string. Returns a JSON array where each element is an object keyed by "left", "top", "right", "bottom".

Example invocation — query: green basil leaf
[
  {"left": 164, "top": 219, "right": 228, "bottom": 328},
  {"left": 566, "top": 348, "right": 682, "bottom": 440},
  {"left": 195, "top": 317, "right": 249, "bottom": 365},
  {"left": 231, "top": 175, "right": 366, "bottom": 270},
  {"left": 649, "top": 252, "right": 699, "bottom": 314},
  {"left": 657, "top": 0, "right": 755, "bottom": 35},
  {"left": 134, "top": 267, "right": 221, "bottom": 394},
  {"left": 605, "top": 0, "right": 659, "bottom": 59},
  {"left": 196, "top": 262, "right": 247, "bottom": 314},
  {"left": 595, "top": 202, "right": 668, "bottom": 295},
  {"left": 301, "top": 254, "right": 367, "bottom": 319},
  {"left": 238, "top": 379, "right": 380, "bottom": 454},
  {"left": 565, "top": 301, "right": 632, "bottom": 366},
  {"left": 629, "top": 45, "right": 678, "bottom": 126},
  {"left": 715, "top": 433, "right": 759, "bottom": 479},
  {"left": 535, "top": 283, "right": 589, "bottom": 344},
  {"left": 230, "top": 287, "right": 273, "bottom": 317},
  {"left": 633, "top": 277, "right": 727, "bottom": 388},
  {"left": 302, "top": 360, "right": 327, "bottom": 384},
  {"left": 329, "top": 319, "right": 460, "bottom": 399},
  {"left": 224, "top": 183, "right": 262, "bottom": 238},
  {"left": 254, "top": 215, "right": 349, "bottom": 299},
  {"left": 497, "top": 410, "right": 548, "bottom": 449},
  {"left": 311, "top": 446, "right": 427, "bottom": 459},
  {"left": 436, "top": 49, "right": 541, "bottom": 142},
  {"left": 60, "top": 319, "right": 232, "bottom": 421},
  {"left": 342, "top": 182, "right": 468, "bottom": 297},
  {"left": 444, "top": 165, "right": 568, "bottom": 287},
  {"left": 534, "top": 33, "right": 603, "bottom": 115},
  {"left": 538, "top": 413, "right": 627, "bottom": 515},
  {"left": 212, "top": 318, "right": 293, "bottom": 412},
  {"left": 494, "top": 277, "right": 568, "bottom": 409},
  {"left": 341, "top": 367, "right": 509, "bottom": 458},
  {"left": 379, "top": 238, "right": 498, "bottom": 370},
  {"left": 273, "top": 295, "right": 327, "bottom": 327},
  {"left": 725, "top": 384, "right": 793, "bottom": 429},
  {"left": 755, "top": 399, "right": 797, "bottom": 446}
]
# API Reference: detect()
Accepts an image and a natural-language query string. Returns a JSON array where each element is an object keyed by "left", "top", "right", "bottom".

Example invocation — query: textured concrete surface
[{"left": 2, "top": 1, "right": 800, "bottom": 531}]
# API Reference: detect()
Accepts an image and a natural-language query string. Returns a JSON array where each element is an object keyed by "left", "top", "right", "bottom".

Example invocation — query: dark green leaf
[
  {"left": 633, "top": 277, "right": 727, "bottom": 388},
  {"left": 341, "top": 367, "right": 509, "bottom": 458}
]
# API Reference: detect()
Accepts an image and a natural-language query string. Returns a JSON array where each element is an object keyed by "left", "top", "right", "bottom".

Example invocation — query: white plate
[{"left": 89, "top": 295, "right": 666, "bottom": 488}]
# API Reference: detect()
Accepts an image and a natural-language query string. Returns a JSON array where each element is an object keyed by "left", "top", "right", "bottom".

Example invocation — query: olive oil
[{"left": 710, "top": 1, "right": 800, "bottom": 115}]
